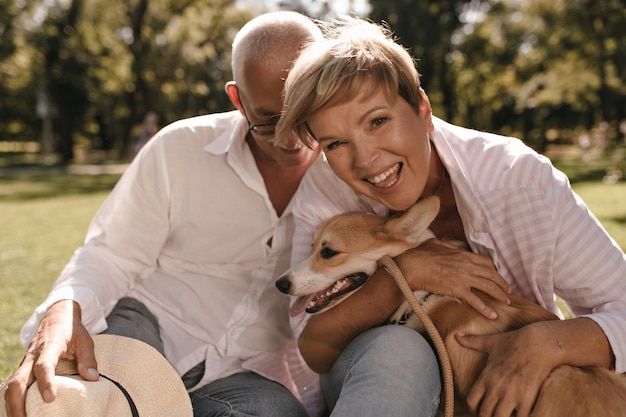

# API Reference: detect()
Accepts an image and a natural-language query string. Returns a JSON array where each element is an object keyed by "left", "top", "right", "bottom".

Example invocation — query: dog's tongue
[{"left": 289, "top": 295, "right": 315, "bottom": 317}]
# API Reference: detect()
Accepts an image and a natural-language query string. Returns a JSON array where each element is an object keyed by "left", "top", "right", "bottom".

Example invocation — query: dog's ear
[{"left": 383, "top": 196, "right": 440, "bottom": 244}]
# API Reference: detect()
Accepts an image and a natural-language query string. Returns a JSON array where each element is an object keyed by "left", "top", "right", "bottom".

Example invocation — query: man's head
[
  {"left": 275, "top": 16, "right": 424, "bottom": 148},
  {"left": 225, "top": 11, "right": 322, "bottom": 166},
  {"left": 230, "top": 11, "right": 321, "bottom": 89}
]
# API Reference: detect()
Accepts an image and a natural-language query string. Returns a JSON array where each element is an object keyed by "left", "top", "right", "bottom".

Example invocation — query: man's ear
[{"left": 225, "top": 81, "right": 243, "bottom": 113}]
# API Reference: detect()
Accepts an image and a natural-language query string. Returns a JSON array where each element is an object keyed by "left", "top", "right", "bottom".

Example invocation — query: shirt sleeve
[
  {"left": 473, "top": 151, "right": 626, "bottom": 373},
  {"left": 20, "top": 135, "right": 172, "bottom": 347},
  {"left": 549, "top": 173, "right": 626, "bottom": 372}
]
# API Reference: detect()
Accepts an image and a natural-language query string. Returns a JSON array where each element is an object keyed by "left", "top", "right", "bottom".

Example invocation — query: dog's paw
[
  {"left": 387, "top": 291, "right": 445, "bottom": 333},
  {"left": 388, "top": 301, "right": 413, "bottom": 326}
]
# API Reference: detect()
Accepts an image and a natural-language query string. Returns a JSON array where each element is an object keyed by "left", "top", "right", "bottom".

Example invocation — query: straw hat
[{"left": 0, "top": 334, "right": 193, "bottom": 416}]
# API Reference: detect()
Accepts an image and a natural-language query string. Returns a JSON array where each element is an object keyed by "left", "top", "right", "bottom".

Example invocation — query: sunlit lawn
[
  {"left": 0, "top": 171, "right": 121, "bottom": 380},
  {"left": 0, "top": 147, "right": 625, "bottom": 380}
]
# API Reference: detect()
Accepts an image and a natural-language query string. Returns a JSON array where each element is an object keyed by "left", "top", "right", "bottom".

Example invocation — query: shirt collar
[
  {"left": 203, "top": 112, "right": 249, "bottom": 156},
  {"left": 430, "top": 117, "right": 490, "bottom": 246}
]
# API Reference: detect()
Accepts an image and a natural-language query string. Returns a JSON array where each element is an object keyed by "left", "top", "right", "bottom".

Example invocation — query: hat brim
[{"left": 0, "top": 334, "right": 193, "bottom": 417}]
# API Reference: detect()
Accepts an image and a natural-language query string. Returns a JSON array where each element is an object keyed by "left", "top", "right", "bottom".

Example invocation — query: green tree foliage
[
  {"left": 31, "top": 0, "right": 89, "bottom": 161},
  {"left": 1, "top": 0, "right": 252, "bottom": 161},
  {"left": 450, "top": 0, "right": 626, "bottom": 150},
  {"left": 1, "top": 1, "right": 41, "bottom": 147},
  {"left": 1, "top": 0, "right": 624, "bottom": 160}
]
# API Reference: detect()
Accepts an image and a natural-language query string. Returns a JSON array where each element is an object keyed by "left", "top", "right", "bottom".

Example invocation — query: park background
[{"left": 1, "top": 0, "right": 625, "bottom": 380}]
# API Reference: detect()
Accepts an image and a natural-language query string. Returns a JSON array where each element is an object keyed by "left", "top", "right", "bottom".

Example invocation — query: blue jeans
[
  {"left": 103, "top": 297, "right": 309, "bottom": 417},
  {"left": 322, "top": 325, "right": 441, "bottom": 417},
  {"left": 189, "top": 372, "right": 309, "bottom": 417}
]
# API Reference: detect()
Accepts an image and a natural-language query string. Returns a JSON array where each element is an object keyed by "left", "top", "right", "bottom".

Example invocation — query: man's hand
[
  {"left": 4, "top": 300, "right": 99, "bottom": 417},
  {"left": 395, "top": 239, "right": 511, "bottom": 319}
]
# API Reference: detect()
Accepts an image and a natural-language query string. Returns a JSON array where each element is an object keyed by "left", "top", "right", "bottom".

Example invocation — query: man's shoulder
[
  {"left": 151, "top": 110, "right": 244, "bottom": 154},
  {"left": 160, "top": 110, "right": 241, "bottom": 135}
]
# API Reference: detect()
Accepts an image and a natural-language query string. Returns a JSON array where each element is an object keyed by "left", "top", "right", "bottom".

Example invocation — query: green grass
[
  {"left": 0, "top": 172, "right": 121, "bottom": 380},
  {"left": 0, "top": 147, "right": 624, "bottom": 381}
]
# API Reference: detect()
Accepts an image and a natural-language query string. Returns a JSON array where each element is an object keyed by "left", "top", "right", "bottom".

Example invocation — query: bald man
[{"left": 4, "top": 12, "right": 322, "bottom": 417}]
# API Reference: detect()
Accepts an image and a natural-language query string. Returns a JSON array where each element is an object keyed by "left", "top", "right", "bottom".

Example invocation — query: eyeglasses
[{"left": 236, "top": 87, "right": 279, "bottom": 136}]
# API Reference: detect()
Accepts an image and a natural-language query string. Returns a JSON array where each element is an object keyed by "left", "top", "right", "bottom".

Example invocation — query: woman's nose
[{"left": 353, "top": 139, "right": 378, "bottom": 168}]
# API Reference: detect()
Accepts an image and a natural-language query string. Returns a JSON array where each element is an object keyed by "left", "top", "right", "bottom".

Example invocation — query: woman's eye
[
  {"left": 372, "top": 117, "right": 387, "bottom": 127},
  {"left": 325, "top": 140, "right": 345, "bottom": 151}
]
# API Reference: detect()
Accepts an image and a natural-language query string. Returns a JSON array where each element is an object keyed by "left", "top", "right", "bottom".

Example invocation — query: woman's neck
[{"left": 423, "top": 147, "right": 467, "bottom": 243}]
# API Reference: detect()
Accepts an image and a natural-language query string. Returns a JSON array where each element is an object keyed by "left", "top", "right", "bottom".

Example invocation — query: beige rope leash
[{"left": 378, "top": 255, "right": 454, "bottom": 417}]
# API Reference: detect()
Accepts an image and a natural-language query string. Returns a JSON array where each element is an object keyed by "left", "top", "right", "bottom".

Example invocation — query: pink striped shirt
[{"left": 290, "top": 117, "right": 626, "bottom": 374}]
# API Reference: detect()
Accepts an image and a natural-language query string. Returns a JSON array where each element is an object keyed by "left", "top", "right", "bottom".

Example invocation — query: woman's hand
[
  {"left": 4, "top": 300, "right": 99, "bottom": 417},
  {"left": 394, "top": 238, "right": 510, "bottom": 319},
  {"left": 455, "top": 317, "right": 613, "bottom": 417},
  {"left": 455, "top": 322, "right": 561, "bottom": 417}
]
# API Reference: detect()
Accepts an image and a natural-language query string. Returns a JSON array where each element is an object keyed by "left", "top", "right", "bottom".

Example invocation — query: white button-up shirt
[
  {"left": 20, "top": 111, "right": 322, "bottom": 415},
  {"left": 290, "top": 117, "right": 626, "bottom": 374}
]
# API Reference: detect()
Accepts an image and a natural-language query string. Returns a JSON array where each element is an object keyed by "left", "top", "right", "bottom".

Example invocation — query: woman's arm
[
  {"left": 299, "top": 239, "right": 511, "bottom": 373},
  {"left": 298, "top": 265, "right": 406, "bottom": 373}
]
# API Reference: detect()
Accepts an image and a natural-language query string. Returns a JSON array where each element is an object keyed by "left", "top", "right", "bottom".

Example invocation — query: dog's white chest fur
[{"left": 388, "top": 290, "right": 453, "bottom": 333}]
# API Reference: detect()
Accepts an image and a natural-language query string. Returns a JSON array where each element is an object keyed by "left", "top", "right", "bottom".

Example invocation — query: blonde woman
[{"left": 276, "top": 17, "right": 626, "bottom": 417}]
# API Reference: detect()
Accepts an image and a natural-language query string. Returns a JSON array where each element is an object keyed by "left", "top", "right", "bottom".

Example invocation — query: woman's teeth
[{"left": 366, "top": 163, "right": 400, "bottom": 187}]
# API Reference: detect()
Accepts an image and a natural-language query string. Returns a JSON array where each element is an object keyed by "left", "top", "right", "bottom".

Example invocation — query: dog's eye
[{"left": 320, "top": 247, "right": 338, "bottom": 259}]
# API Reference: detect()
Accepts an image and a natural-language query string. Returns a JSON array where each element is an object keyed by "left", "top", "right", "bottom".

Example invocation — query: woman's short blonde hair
[{"left": 276, "top": 16, "right": 423, "bottom": 148}]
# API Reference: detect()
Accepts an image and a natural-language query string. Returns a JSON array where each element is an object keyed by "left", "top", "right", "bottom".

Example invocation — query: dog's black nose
[{"left": 275, "top": 276, "right": 291, "bottom": 294}]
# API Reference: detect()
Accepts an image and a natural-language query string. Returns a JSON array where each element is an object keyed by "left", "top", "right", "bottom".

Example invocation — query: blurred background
[{"left": 0, "top": 0, "right": 624, "bottom": 164}]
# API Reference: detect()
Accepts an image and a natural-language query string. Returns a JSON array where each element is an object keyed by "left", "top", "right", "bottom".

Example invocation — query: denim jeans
[
  {"left": 189, "top": 372, "right": 309, "bottom": 417},
  {"left": 103, "top": 297, "right": 309, "bottom": 417},
  {"left": 321, "top": 325, "right": 441, "bottom": 417}
]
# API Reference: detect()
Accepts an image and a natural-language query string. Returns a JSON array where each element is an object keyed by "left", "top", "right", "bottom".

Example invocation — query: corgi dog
[{"left": 276, "top": 196, "right": 626, "bottom": 417}]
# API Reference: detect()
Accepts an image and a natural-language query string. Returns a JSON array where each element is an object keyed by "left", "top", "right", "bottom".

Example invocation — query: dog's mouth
[{"left": 289, "top": 272, "right": 370, "bottom": 317}]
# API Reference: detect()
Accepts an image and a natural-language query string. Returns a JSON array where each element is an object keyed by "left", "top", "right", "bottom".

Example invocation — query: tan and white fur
[{"left": 276, "top": 196, "right": 626, "bottom": 417}]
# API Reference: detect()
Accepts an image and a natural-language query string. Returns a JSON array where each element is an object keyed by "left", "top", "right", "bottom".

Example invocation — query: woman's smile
[{"left": 364, "top": 162, "right": 402, "bottom": 188}]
